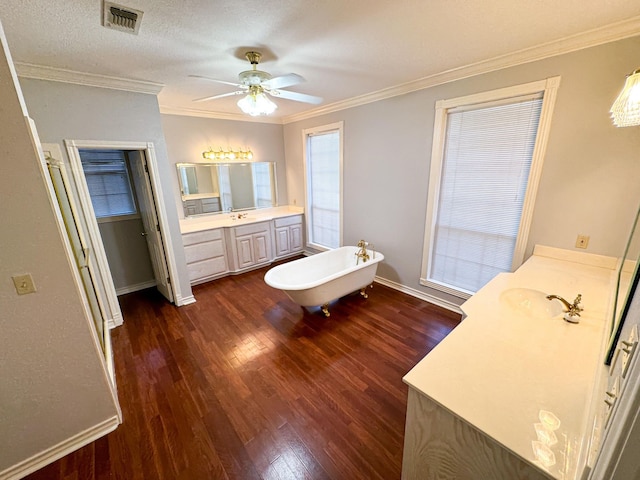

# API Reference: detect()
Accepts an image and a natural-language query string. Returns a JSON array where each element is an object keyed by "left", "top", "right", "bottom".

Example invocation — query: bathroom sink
[{"left": 499, "top": 288, "right": 564, "bottom": 318}]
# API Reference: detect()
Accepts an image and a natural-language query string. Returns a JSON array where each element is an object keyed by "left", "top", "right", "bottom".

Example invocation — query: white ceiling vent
[{"left": 102, "top": 2, "right": 143, "bottom": 35}]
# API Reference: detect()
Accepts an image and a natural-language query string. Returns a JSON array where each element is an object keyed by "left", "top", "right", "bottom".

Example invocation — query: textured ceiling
[{"left": 2, "top": 0, "right": 640, "bottom": 121}]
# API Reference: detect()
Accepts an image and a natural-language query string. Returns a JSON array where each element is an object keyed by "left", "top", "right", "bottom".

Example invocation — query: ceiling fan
[{"left": 190, "top": 51, "right": 323, "bottom": 116}]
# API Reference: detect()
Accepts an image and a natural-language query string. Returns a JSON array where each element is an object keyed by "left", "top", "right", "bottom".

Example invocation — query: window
[
  {"left": 252, "top": 162, "right": 275, "bottom": 207},
  {"left": 303, "top": 122, "right": 343, "bottom": 250},
  {"left": 421, "top": 78, "right": 560, "bottom": 298},
  {"left": 79, "top": 149, "right": 138, "bottom": 219}
]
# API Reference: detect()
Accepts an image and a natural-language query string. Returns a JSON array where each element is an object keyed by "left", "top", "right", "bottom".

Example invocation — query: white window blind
[
  {"left": 307, "top": 130, "right": 340, "bottom": 249},
  {"left": 252, "top": 162, "right": 274, "bottom": 207},
  {"left": 218, "top": 165, "right": 232, "bottom": 211},
  {"left": 79, "top": 149, "right": 137, "bottom": 218},
  {"left": 428, "top": 95, "right": 543, "bottom": 294}
]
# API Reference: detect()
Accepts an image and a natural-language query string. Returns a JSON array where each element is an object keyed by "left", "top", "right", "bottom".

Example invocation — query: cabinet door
[
  {"left": 253, "top": 232, "right": 270, "bottom": 263},
  {"left": 235, "top": 235, "right": 255, "bottom": 268},
  {"left": 290, "top": 224, "right": 303, "bottom": 252},
  {"left": 275, "top": 226, "right": 290, "bottom": 257}
]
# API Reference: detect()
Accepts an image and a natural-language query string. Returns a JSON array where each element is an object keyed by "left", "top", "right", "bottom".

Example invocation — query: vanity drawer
[
  {"left": 274, "top": 215, "right": 302, "bottom": 228},
  {"left": 233, "top": 221, "right": 270, "bottom": 237},
  {"left": 184, "top": 239, "right": 225, "bottom": 264},
  {"left": 187, "top": 257, "right": 227, "bottom": 282},
  {"left": 182, "top": 228, "right": 223, "bottom": 246}
]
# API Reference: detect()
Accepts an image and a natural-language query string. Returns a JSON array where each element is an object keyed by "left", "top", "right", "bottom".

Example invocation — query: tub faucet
[
  {"left": 546, "top": 293, "right": 583, "bottom": 323},
  {"left": 355, "top": 240, "right": 370, "bottom": 264}
]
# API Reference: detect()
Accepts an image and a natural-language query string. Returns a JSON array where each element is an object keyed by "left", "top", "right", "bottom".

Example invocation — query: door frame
[{"left": 64, "top": 140, "right": 180, "bottom": 320}]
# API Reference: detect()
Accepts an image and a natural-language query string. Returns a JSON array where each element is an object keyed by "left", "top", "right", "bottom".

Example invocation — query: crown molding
[
  {"left": 282, "top": 15, "right": 640, "bottom": 124},
  {"left": 159, "top": 105, "right": 283, "bottom": 124},
  {"left": 14, "top": 62, "right": 164, "bottom": 95}
]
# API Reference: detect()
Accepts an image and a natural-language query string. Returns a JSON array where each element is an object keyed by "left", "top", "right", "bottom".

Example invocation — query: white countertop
[
  {"left": 179, "top": 205, "right": 304, "bottom": 234},
  {"left": 403, "top": 245, "right": 617, "bottom": 479}
]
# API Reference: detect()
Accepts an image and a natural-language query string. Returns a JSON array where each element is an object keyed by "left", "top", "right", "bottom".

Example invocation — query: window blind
[
  {"left": 252, "top": 162, "right": 274, "bottom": 207},
  {"left": 429, "top": 96, "right": 543, "bottom": 294},
  {"left": 79, "top": 149, "right": 137, "bottom": 218},
  {"left": 307, "top": 131, "right": 340, "bottom": 249}
]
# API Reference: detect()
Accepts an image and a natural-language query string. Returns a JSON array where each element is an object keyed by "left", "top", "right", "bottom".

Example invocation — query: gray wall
[
  {"left": 0, "top": 27, "right": 118, "bottom": 472},
  {"left": 160, "top": 114, "right": 287, "bottom": 219},
  {"left": 18, "top": 78, "right": 193, "bottom": 305},
  {"left": 283, "top": 35, "right": 640, "bottom": 306},
  {"left": 98, "top": 218, "right": 155, "bottom": 291}
]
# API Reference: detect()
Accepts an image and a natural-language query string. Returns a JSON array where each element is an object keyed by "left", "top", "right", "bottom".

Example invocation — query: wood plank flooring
[{"left": 25, "top": 259, "right": 460, "bottom": 480}]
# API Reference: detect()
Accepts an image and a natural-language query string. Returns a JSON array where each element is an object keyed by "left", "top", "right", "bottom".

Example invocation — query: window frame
[
  {"left": 79, "top": 149, "right": 141, "bottom": 224},
  {"left": 420, "top": 77, "right": 561, "bottom": 299},
  {"left": 302, "top": 121, "right": 344, "bottom": 251}
]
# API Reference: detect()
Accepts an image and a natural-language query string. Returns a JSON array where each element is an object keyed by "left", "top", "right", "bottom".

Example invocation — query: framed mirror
[
  {"left": 177, "top": 162, "right": 277, "bottom": 217},
  {"left": 605, "top": 205, "right": 640, "bottom": 364}
]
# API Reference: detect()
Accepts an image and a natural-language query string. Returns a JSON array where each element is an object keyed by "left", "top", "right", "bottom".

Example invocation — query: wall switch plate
[
  {"left": 576, "top": 235, "right": 590, "bottom": 249},
  {"left": 12, "top": 274, "right": 37, "bottom": 295}
]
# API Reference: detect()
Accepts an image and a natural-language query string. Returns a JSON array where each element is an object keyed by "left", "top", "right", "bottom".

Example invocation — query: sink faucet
[
  {"left": 546, "top": 293, "right": 583, "bottom": 323},
  {"left": 355, "top": 239, "right": 370, "bottom": 264}
]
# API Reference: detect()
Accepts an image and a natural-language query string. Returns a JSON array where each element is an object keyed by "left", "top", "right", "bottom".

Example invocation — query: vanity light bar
[{"left": 202, "top": 147, "right": 254, "bottom": 161}]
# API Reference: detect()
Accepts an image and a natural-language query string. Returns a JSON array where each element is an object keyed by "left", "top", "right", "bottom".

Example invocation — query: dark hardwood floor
[{"left": 25, "top": 259, "right": 460, "bottom": 480}]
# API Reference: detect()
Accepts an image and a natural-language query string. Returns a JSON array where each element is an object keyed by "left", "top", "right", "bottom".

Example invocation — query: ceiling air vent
[{"left": 102, "top": 1, "right": 143, "bottom": 35}]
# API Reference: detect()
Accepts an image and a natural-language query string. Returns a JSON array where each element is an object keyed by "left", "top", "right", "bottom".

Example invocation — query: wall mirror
[
  {"left": 606, "top": 204, "right": 640, "bottom": 364},
  {"left": 177, "top": 162, "right": 277, "bottom": 217}
]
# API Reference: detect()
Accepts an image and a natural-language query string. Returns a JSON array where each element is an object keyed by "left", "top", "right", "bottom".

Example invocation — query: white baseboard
[
  {"left": 176, "top": 294, "right": 196, "bottom": 306},
  {"left": 107, "top": 311, "right": 123, "bottom": 329},
  {"left": 0, "top": 416, "right": 120, "bottom": 480},
  {"left": 374, "top": 275, "right": 464, "bottom": 315},
  {"left": 115, "top": 280, "right": 157, "bottom": 296}
]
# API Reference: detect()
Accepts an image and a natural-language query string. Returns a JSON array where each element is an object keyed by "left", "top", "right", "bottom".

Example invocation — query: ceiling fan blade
[
  {"left": 189, "top": 74, "right": 242, "bottom": 88},
  {"left": 263, "top": 73, "right": 305, "bottom": 90},
  {"left": 269, "top": 89, "right": 323, "bottom": 105},
  {"left": 193, "top": 90, "right": 245, "bottom": 103}
]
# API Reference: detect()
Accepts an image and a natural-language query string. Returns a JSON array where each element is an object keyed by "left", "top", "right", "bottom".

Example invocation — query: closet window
[
  {"left": 303, "top": 122, "right": 343, "bottom": 250},
  {"left": 79, "top": 149, "right": 137, "bottom": 219},
  {"left": 421, "top": 78, "right": 560, "bottom": 299}
]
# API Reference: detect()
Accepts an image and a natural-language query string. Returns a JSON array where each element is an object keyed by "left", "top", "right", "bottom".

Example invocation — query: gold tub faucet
[{"left": 356, "top": 240, "right": 370, "bottom": 264}]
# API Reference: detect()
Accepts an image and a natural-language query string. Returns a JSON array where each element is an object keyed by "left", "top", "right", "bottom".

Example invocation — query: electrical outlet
[
  {"left": 12, "top": 274, "right": 37, "bottom": 295},
  {"left": 576, "top": 235, "right": 590, "bottom": 249}
]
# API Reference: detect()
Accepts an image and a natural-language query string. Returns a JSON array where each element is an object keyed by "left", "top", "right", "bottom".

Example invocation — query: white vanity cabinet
[
  {"left": 227, "top": 220, "right": 273, "bottom": 272},
  {"left": 180, "top": 207, "right": 305, "bottom": 285},
  {"left": 182, "top": 228, "right": 228, "bottom": 285},
  {"left": 273, "top": 215, "right": 303, "bottom": 259},
  {"left": 401, "top": 247, "right": 617, "bottom": 480}
]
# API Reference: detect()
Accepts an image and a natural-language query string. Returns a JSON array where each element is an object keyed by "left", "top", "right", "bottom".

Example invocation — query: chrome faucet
[
  {"left": 546, "top": 293, "right": 583, "bottom": 323},
  {"left": 355, "top": 239, "right": 370, "bottom": 264}
]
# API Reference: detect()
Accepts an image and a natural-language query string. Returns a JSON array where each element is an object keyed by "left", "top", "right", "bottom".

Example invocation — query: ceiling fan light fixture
[
  {"left": 237, "top": 87, "right": 277, "bottom": 116},
  {"left": 610, "top": 68, "right": 640, "bottom": 127}
]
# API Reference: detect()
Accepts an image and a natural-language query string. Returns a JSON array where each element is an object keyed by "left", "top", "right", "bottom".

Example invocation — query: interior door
[
  {"left": 47, "top": 161, "right": 107, "bottom": 351},
  {"left": 130, "top": 151, "right": 174, "bottom": 302}
]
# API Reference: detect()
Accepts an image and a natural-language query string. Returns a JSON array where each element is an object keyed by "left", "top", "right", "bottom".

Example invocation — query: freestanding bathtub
[{"left": 264, "top": 246, "right": 384, "bottom": 317}]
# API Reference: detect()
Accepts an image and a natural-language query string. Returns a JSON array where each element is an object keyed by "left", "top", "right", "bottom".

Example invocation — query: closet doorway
[{"left": 65, "top": 140, "right": 176, "bottom": 325}]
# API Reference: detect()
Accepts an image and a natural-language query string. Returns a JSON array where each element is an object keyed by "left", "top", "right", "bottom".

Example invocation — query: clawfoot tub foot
[
  {"left": 321, "top": 304, "right": 331, "bottom": 317},
  {"left": 359, "top": 288, "right": 369, "bottom": 299}
]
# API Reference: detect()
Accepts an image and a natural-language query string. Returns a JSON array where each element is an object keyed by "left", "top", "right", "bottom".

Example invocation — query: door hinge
[
  {"left": 156, "top": 223, "right": 160, "bottom": 232},
  {"left": 166, "top": 276, "right": 171, "bottom": 285},
  {"left": 143, "top": 161, "right": 149, "bottom": 173}
]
